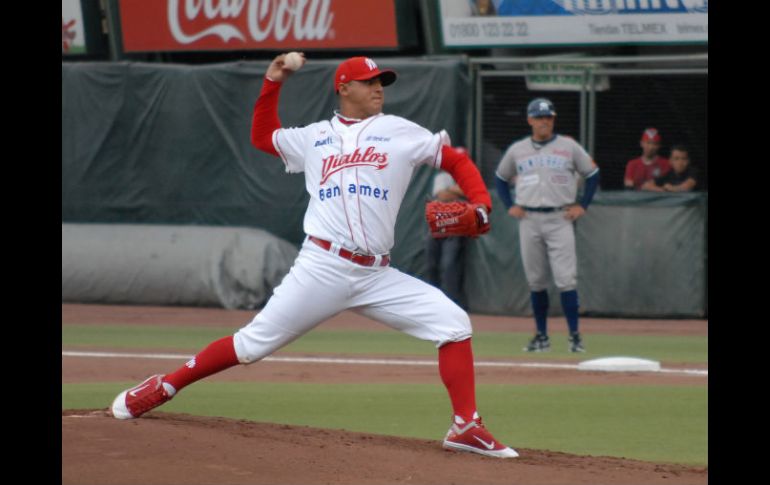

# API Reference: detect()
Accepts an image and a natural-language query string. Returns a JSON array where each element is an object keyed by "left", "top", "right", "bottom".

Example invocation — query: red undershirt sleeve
[
  {"left": 250, "top": 78, "right": 282, "bottom": 157},
  {"left": 440, "top": 145, "right": 492, "bottom": 212}
]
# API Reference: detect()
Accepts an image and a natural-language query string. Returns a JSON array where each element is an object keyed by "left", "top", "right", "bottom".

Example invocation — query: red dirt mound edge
[{"left": 62, "top": 409, "right": 707, "bottom": 485}]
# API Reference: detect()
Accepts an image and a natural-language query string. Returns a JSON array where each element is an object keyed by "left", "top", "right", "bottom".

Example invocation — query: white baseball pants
[{"left": 233, "top": 237, "right": 472, "bottom": 364}]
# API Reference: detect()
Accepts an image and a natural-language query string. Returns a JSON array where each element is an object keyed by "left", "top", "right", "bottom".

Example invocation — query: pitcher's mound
[{"left": 62, "top": 410, "right": 706, "bottom": 485}]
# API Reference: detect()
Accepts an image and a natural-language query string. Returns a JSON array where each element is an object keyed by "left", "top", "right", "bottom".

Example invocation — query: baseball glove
[{"left": 425, "top": 201, "right": 490, "bottom": 238}]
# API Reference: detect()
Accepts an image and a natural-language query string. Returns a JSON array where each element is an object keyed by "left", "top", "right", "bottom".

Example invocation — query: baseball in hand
[{"left": 283, "top": 52, "right": 303, "bottom": 71}]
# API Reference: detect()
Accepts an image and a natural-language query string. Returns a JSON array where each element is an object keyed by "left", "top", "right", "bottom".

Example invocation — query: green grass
[
  {"left": 62, "top": 381, "right": 707, "bottom": 466},
  {"left": 62, "top": 324, "right": 708, "bottom": 363},
  {"left": 62, "top": 324, "right": 239, "bottom": 351},
  {"left": 62, "top": 322, "right": 707, "bottom": 465}
]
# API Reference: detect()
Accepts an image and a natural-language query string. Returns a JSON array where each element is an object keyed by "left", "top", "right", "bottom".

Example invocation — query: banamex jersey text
[{"left": 320, "top": 184, "right": 389, "bottom": 201}]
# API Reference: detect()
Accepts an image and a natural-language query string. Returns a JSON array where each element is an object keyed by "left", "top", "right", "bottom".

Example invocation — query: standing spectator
[
  {"left": 426, "top": 169, "right": 468, "bottom": 309},
  {"left": 624, "top": 128, "right": 670, "bottom": 190},
  {"left": 642, "top": 145, "right": 698, "bottom": 192}
]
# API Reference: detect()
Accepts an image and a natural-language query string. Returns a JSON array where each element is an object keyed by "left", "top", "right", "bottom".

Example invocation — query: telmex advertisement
[
  {"left": 119, "top": 0, "right": 399, "bottom": 52},
  {"left": 439, "top": 0, "right": 708, "bottom": 47}
]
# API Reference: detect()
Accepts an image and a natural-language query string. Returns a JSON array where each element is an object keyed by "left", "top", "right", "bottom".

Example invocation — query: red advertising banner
[{"left": 119, "top": 0, "right": 399, "bottom": 52}]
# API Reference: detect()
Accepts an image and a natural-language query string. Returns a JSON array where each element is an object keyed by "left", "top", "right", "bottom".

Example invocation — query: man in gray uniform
[{"left": 494, "top": 98, "right": 600, "bottom": 352}]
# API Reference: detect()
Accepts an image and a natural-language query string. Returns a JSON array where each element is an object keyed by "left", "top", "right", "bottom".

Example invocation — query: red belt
[{"left": 309, "top": 236, "right": 390, "bottom": 267}]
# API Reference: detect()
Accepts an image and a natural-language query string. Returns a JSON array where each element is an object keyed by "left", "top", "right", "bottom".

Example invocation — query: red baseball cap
[
  {"left": 641, "top": 128, "right": 662, "bottom": 143},
  {"left": 334, "top": 57, "right": 397, "bottom": 93}
]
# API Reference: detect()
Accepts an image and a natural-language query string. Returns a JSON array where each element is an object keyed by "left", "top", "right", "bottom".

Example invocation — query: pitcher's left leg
[{"left": 351, "top": 268, "right": 518, "bottom": 458}]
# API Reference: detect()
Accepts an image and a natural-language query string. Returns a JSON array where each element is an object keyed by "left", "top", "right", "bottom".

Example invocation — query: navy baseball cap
[{"left": 527, "top": 98, "right": 557, "bottom": 117}]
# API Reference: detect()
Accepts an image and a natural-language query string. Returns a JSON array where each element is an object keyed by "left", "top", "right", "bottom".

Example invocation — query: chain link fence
[{"left": 470, "top": 55, "right": 707, "bottom": 191}]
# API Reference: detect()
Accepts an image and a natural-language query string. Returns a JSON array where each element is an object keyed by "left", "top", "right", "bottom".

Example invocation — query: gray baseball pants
[{"left": 518, "top": 211, "right": 577, "bottom": 292}]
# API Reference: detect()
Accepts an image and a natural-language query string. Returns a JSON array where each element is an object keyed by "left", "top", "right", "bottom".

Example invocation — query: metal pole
[
  {"left": 418, "top": 0, "right": 438, "bottom": 56},
  {"left": 579, "top": 70, "right": 587, "bottom": 149},
  {"left": 474, "top": 64, "right": 483, "bottom": 168},
  {"left": 466, "top": 62, "right": 475, "bottom": 157},
  {"left": 470, "top": 53, "right": 708, "bottom": 66},
  {"left": 590, "top": 68, "right": 708, "bottom": 76},
  {"left": 102, "top": 0, "right": 123, "bottom": 61},
  {"left": 480, "top": 68, "right": 707, "bottom": 77},
  {"left": 588, "top": 68, "right": 596, "bottom": 157},
  {"left": 702, "top": 195, "right": 708, "bottom": 317}
]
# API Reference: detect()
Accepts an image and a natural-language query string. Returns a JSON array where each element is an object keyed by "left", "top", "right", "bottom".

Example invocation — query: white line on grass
[{"left": 61, "top": 350, "right": 707, "bottom": 377}]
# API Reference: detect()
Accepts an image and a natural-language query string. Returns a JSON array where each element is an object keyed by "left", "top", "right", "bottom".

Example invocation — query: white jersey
[
  {"left": 273, "top": 113, "right": 450, "bottom": 255},
  {"left": 495, "top": 135, "right": 597, "bottom": 208}
]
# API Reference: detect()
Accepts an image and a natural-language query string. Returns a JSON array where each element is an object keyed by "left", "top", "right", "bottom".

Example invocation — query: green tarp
[
  {"left": 466, "top": 191, "right": 707, "bottom": 317},
  {"left": 62, "top": 59, "right": 707, "bottom": 317},
  {"left": 62, "top": 58, "right": 469, "bottom": 259}
]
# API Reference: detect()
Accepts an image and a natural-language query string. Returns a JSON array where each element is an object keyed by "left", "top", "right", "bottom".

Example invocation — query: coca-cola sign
[{"left": 119, "top": 0, "right": 398, "bottom": 52}]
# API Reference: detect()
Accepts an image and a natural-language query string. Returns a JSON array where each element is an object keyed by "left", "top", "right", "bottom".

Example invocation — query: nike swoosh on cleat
[
  {"left": 473, "top": 436, "right": 496, "bottom": 450},
  {"left": 129, "top": 384, "right": 151, "bottom": 397}
]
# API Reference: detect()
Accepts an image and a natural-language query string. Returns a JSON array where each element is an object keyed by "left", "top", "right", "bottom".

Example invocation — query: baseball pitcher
[
  {"left": 110, "top": 54, "right": 517, "bottom": 459},
  {"left": 494, "top": 98, "right": 600, "bottom": 353}
]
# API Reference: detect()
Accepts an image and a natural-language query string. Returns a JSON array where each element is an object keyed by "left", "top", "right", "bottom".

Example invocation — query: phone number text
[{"left": 448, "top": 21, "right": 529, "bottom": 39}]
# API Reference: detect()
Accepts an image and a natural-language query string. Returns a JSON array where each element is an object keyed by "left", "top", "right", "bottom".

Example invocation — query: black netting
[
  {"left": 478, "top": 75, "right": 583, "bottom": 186},
  {"left": 594, "top": 74, "right": 707, "bottom": 190},
  {"left": 479, "top": 73, "right": 707, "bottom": 191}
]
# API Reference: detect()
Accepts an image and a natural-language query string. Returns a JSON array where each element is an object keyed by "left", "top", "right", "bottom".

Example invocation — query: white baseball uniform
[{"left": 233, "top": 112, "right": 471, "bottom": 364}]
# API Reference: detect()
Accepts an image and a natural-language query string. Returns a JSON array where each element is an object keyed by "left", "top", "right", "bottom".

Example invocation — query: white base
[{"left": 578, "top": 356, "right": 661, "bottom": 373}]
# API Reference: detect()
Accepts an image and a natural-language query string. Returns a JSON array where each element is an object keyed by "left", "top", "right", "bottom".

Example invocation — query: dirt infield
[
  {"left": 62, "top": 304, "right": 708, "bottom": 484},
  {"left": 62, "top": 410, "right": 706, "bottom": 485}
]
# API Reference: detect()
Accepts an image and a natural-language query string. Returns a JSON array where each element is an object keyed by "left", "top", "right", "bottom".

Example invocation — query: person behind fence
[
  {"left": 624, "top": 128, "right": 670, "bottom": 190},
  {"left": 471, "top": 0, "right": 497, "bottom": 16},
  {"left": 426, "top": 168, "right": 468, "bottom": 310},
  {"left": 641, "top": 144, "right": 698, "bottom": 192}
]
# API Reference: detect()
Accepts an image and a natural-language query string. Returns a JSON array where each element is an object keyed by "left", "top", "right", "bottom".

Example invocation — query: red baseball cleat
[
  {"left": 110, "top": 374, "right": 175, "bottom": 419},
  {"left": 442, "top": 415, "right": 519, "bottom": 458}
]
